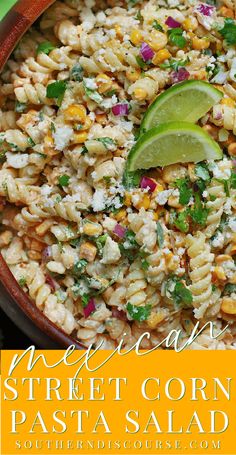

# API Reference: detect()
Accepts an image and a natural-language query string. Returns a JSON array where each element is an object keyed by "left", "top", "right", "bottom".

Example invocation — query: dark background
[{"left": 0, "top": 308, "right": 33, "bottom": 349}]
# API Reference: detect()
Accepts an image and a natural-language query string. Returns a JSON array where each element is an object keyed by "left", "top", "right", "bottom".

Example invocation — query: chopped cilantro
[
  {"left": 135, "top": 10, "right": 143, "bottom": 22},
  {"left": 27, "top": 137, "right": 35, "bottom": 147},
  {"left": 104, "top": 89, "right": 117, "bottom": 97},
  {"left": 81, "top": 294, "right": 90, "bottom": 307},
  {"left": 58, "top": 174, "right": 70, "bottom": 187},
  {"left": 230, "top": 171, "right": 236, "bottom": 189},
  {"left": 214, "top": 178, "right": 230, "bottom": 197},
  {"left": 160, "top": 57, "right": 189, "bottom": 71},
  {"left": 15, "top": 101, "right": 26, "bottom": 113},
  {"left": 46, "top": 81, "right": 67, "bottom": 106},
  {"left": 141, "top": 258, "right": 150, "bottom": 271},
  {"left": 18, "top": 277, "right": 26, "bottom": 287},
  {"left": 172, "top": 210, "right": 189, "bottom": 233},
  {"left": 175, "top": 178, "right": 193, "bottom": 205},
  {"left": 70, "top": 63, "right": 84, "bottom": 82},
  {"left": 72, "top": 259, "right": 88, "bottom": 276},
  {"left": 156, "top": 221, "right": 164, "bottom": 248},
  {"left": 96, "top": 137, "right": 116, "bottom": 149},
  {"left": 123, "top": 169, "right": 142, "bottom": 189},
  {"left": 136, "top": 55, "right": 147, "bottom": 69},
  {"left": 219, "top": 18, "right": 236, "bottom": 46},
  {"left": 165, "top": 275, "right": 193, "bottom": 308},
  {"left": 127, "top": 302, "right": 151, "bottom": 321},
  {"left": 83, "top": 82, "right": 103, "bottom": 104},
  {"left": 168, "top": 28, "right": 187, "bottom": 49},
  {"left": 195, "top": 163, "right": 210, "bottom": 182},
  {"left": 36, "top": 41, "right": 56, "bottom": 55},
  {"left": 81, "top": 145, "right": 88, "bottom": 155},
  {"left": 223, "top": 283, "right": 236, "bottom": 295},
  {"left": 0, "top": 151, "right": 7, "bottom": 163},
  {"left": 153, "top": 20, "right": 163, "bottom": 32},
  {"left": 189, "top": 193, "right": 208, "bottom": 227},
  {"left": 95, "top": 234, "right": 108, "bottom": 256},
  {"left": 119, "top": 230, "right": 139, "bottom": 261}
]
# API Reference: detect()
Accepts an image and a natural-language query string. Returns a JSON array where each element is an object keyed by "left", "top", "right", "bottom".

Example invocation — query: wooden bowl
[{"left": 0, "top": 0, "right": 83, "bottom": 349}]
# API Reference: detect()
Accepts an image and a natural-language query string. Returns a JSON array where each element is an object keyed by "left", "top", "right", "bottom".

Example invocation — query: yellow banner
[{"left": 1, "top": 349, "right": 236, "bottom": 454}]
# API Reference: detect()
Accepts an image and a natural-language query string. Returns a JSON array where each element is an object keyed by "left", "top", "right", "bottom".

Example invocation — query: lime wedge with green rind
[
  {"left": 140, "top": 80, "right": 223, "bottom": 132},
  {"left": 127, "top": 122, "right": 222, "bottom": 171}
]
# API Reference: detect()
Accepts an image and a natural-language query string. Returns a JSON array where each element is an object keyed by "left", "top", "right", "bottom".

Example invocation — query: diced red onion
[
  {"left": 113, "top": 223, "right": 127, "bottom": 238},
  {"left": 84, "top": 298, "right": 96, "bottom": 318},
  {"left": 112, "top": 307, "right": 128, "bottom": 321},
  {"left": 112, "top": 103, "right": 129, "bottom": 116},
  {"left": 165, "top": 16, "right": 181, "bottom": 28},
  {"left": 214, "top": 111, "right": 223, "bottom": 120},
  {"left": 196, "top": 3, "right": 214, "bottom": 16},
  {"left": 140, "top": 42, "right": 155, "bottom": 62},
  {"left": 171, "top": 68, "right": 190, "bottom": 84},
  {"left": 140, "top": 176, "right": 157, "bottom": 193},
  {"left": 45, "top": 274, "right": 59, "bottom": 292},
  {"left": 42, "top": 246, "right": 52, "bottom": 263}
]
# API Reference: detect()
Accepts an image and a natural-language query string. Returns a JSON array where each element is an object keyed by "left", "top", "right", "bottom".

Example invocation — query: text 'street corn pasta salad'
[{"left": 1, "top": 0, "right": 236, "bottom": 350}]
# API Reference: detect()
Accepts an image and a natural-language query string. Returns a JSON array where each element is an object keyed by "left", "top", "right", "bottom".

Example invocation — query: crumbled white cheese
[
  {"left": 101, "top": 95, "right": 118, "bottom": 109},
  {"left": 6, "top": 152, "right": 29, "bottom": 169},
  {"left": 101, "top": 236, "right": 121, "bottom": 264},
  {"left": 202, "top": 190, "right": 208, "bottom": 198},
  {"left": 84, "top": 78, "right": 97, "bottom": 90},
  {"left": 211, "top": 232, "right": 224, "bottom": 248},
  {"left": 91, "top": 189, "right": 106, "bottom": 211},
  {"left": 224, "top": 199, "right": 232, "bottom": 215},
  {"left": 229, "top": 218, "right": 236, "bottom": 232},
  {"left": 102, "top": 216, "right": 117, "bottom": 232},
  {"left": 41, "top": 185, "right": 53, "bottom": 197},
  {"left": 52, "top": 126, "right": 73, "bottom": 151},
  {"left": 156, "top": 189, "right": 173, "bottom": 205}
]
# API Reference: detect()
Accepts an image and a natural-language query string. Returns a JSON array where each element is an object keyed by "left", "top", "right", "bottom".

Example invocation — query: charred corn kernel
[
  {"left": 215, "top": 254, "right": 232, "bottom": 264},
  {"left": 124, "top": 192, "right": 132, "bottom": 207},
  {"left": 182, "top": 17, "right": 198, "bottom": 31},
  {"left": 214, "top": 266, "right": 226, "bottom": 281},
  {"left": 221, "top": 297, "right": 236, "bottom": 314},
  {"left": 80, "top": 116, "right": 92, "bottom": 130},
  {"left": 64, "top": 104, "right": 87, "bottom": 123},
  {"left": 44, "top": 132, "right": 53, "bottom": 147},
  {"left": 152, "top": 48, "right": 171, "bottom": 65},
  {"left": 96, "top": 113, "right": 107, "bottom": 125},
  {"left": 73, "top": 131, "right": 88, "bottom": 144},
  {"left": 192, "top": 36, "right": 210, "bottom": 50},
  {"left": 154, "top": 183, "right": 164, "bottom": 193},
  {"left": 228, "top": 142, "right": 236, "bottom": 156},
  {"left": 147, "top": 311, "right": 166, "bottom": 329},
  {"left": 152, "top": 212, "right": 159, "bottom": 221},
  {"left": 96, "top": 73, "right": 112, "bottom": 94},
  {"left": 219, "top": 6, "right": 234, "bottom": 18},
  {"left": 126, "top": 68, "right": 141, "bottom": 82},
  {"left": 135, "top": 193, "right": 151, "bottom": 210},
  {"left": 130, "top": 29, "right": 143, "bottom": 45},
  {"left": 80, "top": 241, "right": 97, "bottom": 262},
  {"left": 83, "top": 221, "right": 103, "bottom": 236},
  {"left": 221, "top": 97, "right": 235, "bottom": 107},
  {"left": 134, "top": 88, "right": 148, "bottom": 100},
  {"left": 114, "top": 208, "right": 126, "bottom": 221},
  {"left": 115, "top": 24, "right": 123, "bottom": 39},
  {"left": 148, "top": 30, "right": 168, "bottom": 51}
]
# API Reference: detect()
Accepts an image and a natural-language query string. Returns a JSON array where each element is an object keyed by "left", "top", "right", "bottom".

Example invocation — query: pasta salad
[{"left": 1, "top": 0, "right": 236, "bottom": 349}]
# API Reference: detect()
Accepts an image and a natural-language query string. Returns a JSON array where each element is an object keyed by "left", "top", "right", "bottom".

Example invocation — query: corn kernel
[
  {"left": 182, "top": 17, "right": 198, "bottom": 31},
  {"left": 130, "top": 29, "right": 143, "bottom": 45},
  {"left": 152, "top": 48, "right": 171, "bottom": 65},
  {"left": 215, "top": 254, "right": 232, "bottom": 264},
  {"left": 135, "top": 193, "right": 151, "bottom": 210},
  {"left": 228, "top": 142, "right": 236, "bottom": 157},
  {"left": 80, "top": 116, "right": 92, "bottom": 131},
  {"left": 221, "top": 97, "right": 235, "bottom": 108},
  {"left": 152, "top": 212, "right": 159, "bottom": 221},
  {"left": 213, "top": 266, "right": 226, "bottom": 281},
  {"left": 114, "top": 208, "right": 126, "bottom": 221},
  {"left": 115, "top": 24, "right": 123, "bottom": 39},
  {"left": 192, "top": 36, "right": 210, "bottom": 50},
  {"left": 83, "top": 221, "right": 103, "bottom": 236},
  {"left": 72, "top": 131, "right": 88, "bottom": 144},
  {"left": 219, "top": 6, "right": 234, "bottom": 18},
  {"left": 126, "top": 68, "right": 141, "bottom": 82},
  {"left": 80, "top": 241, "right": 97, "bottom": 262},
  {"left": 96, "top": 113, "right": 107, "bottom": 125},
  {"left": 147, "top": 311, "right": 166, "bottom": 329},
  {"left": 221, "top": 297, "right": 236, "bottom": 314},
  {"left": 133, "top": 88, "right": 147, "bottom": 101},
  {"left": 154, "top": 183, "right": 164, "bottom": 194},
  {"left": 148, "top": 30, "right": 168, "bottom": 51},
  {"left": 64, "top": 104, "right": 87, "bottom": 123},
  {"left": 44, "top": 133, "right": 53, "bottom": 147},
  {"left": 96, "top": 73, "right": 112, "bottom": 94},
  {"left": 124, "top": 192, "right": 132, "bottom": 207}
]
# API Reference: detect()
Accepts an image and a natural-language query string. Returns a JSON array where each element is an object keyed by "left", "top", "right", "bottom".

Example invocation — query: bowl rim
[{"left": 0, "top": 0, "right": 84, "bottom": 350}]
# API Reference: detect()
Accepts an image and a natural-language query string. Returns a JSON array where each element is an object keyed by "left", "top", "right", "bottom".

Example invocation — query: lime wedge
[
  {"left": 141, "top": 80, "right": 223, "bottom": 132},
  {"left": 127, "top": 122, "right": 222, "bottom": 171}
]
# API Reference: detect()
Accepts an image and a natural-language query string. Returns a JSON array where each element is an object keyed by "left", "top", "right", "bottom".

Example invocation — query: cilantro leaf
[
  {"left": 95, "top": 234, "right": 108, "bottom": 256},
  {"left": 195, "top": 163, "right": 210, "bottom": 182},
  {"left": 141, "top": 258, "right": 150, "bottom": 270},
  {"left": 168, "top": 28, "right": 187, "bottom": 48},
  {"left": 219, "top": 18, "right": 236, "bottom": 46},
  {"left": 119, "top": 230, "right": 139, "bottom": 261},
  {"left": 36, "top": 41, "right": 56, "bottom": 55},
  {"left": 58, "top": 174, "right": 70, "bottom": 187},
  {"left": 15, "top": 101, "right": 27, "bottom": 113},
  {"left": 18, "top": 277, "right": 26, "bottom": 287},
  {"left": 175, "top": 178, "right": 192, "bottom": 205},
  {"left": 136, "top": 55, "right": 147, "bottom": 69},
  {"left": 223, "top": 283, "right": 236, "bottom": 295},
  {"left": 172, "top": 281, "right": 193, "bottom": 307},
  {"left": 46, "top": 81, "right": 67, "bottom": 106},
  {"left": 230, "top": 171, "right": 236, "bottom": 189},
  {"left": 72, "top": 259, "right": 88, "bottom": 276},
  {"left": 172, "top": 210, "right": 189, "bottom": 233},
  {"left": 96, "top": 137, "right": 116, "bottom": 149},
  {"left": 123, "top": 169, "right": 143, "bottom": 189},
  {"left": 127, "top": 302, "right": 151, "bottom": 321},
  {"left": 189, "top": 193, "right": 208, "bottom": 226},
  {"left": 83, "top": 82, "right": 103, "bottom": 104},
  {"left": 153, "top": 20, "right": 163, "bottom": 32},
  {"left": 160, "top": 57, "right": 189, "bottom": 71},
  {"left": 214, "top": 178, "right": 230, "bottom": 197},
  {"left": 156, "top": 221, "right": 164, "bottom": 248},
  {"left": 70, "top": 63, "right": 84, "bottom": 82}
]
